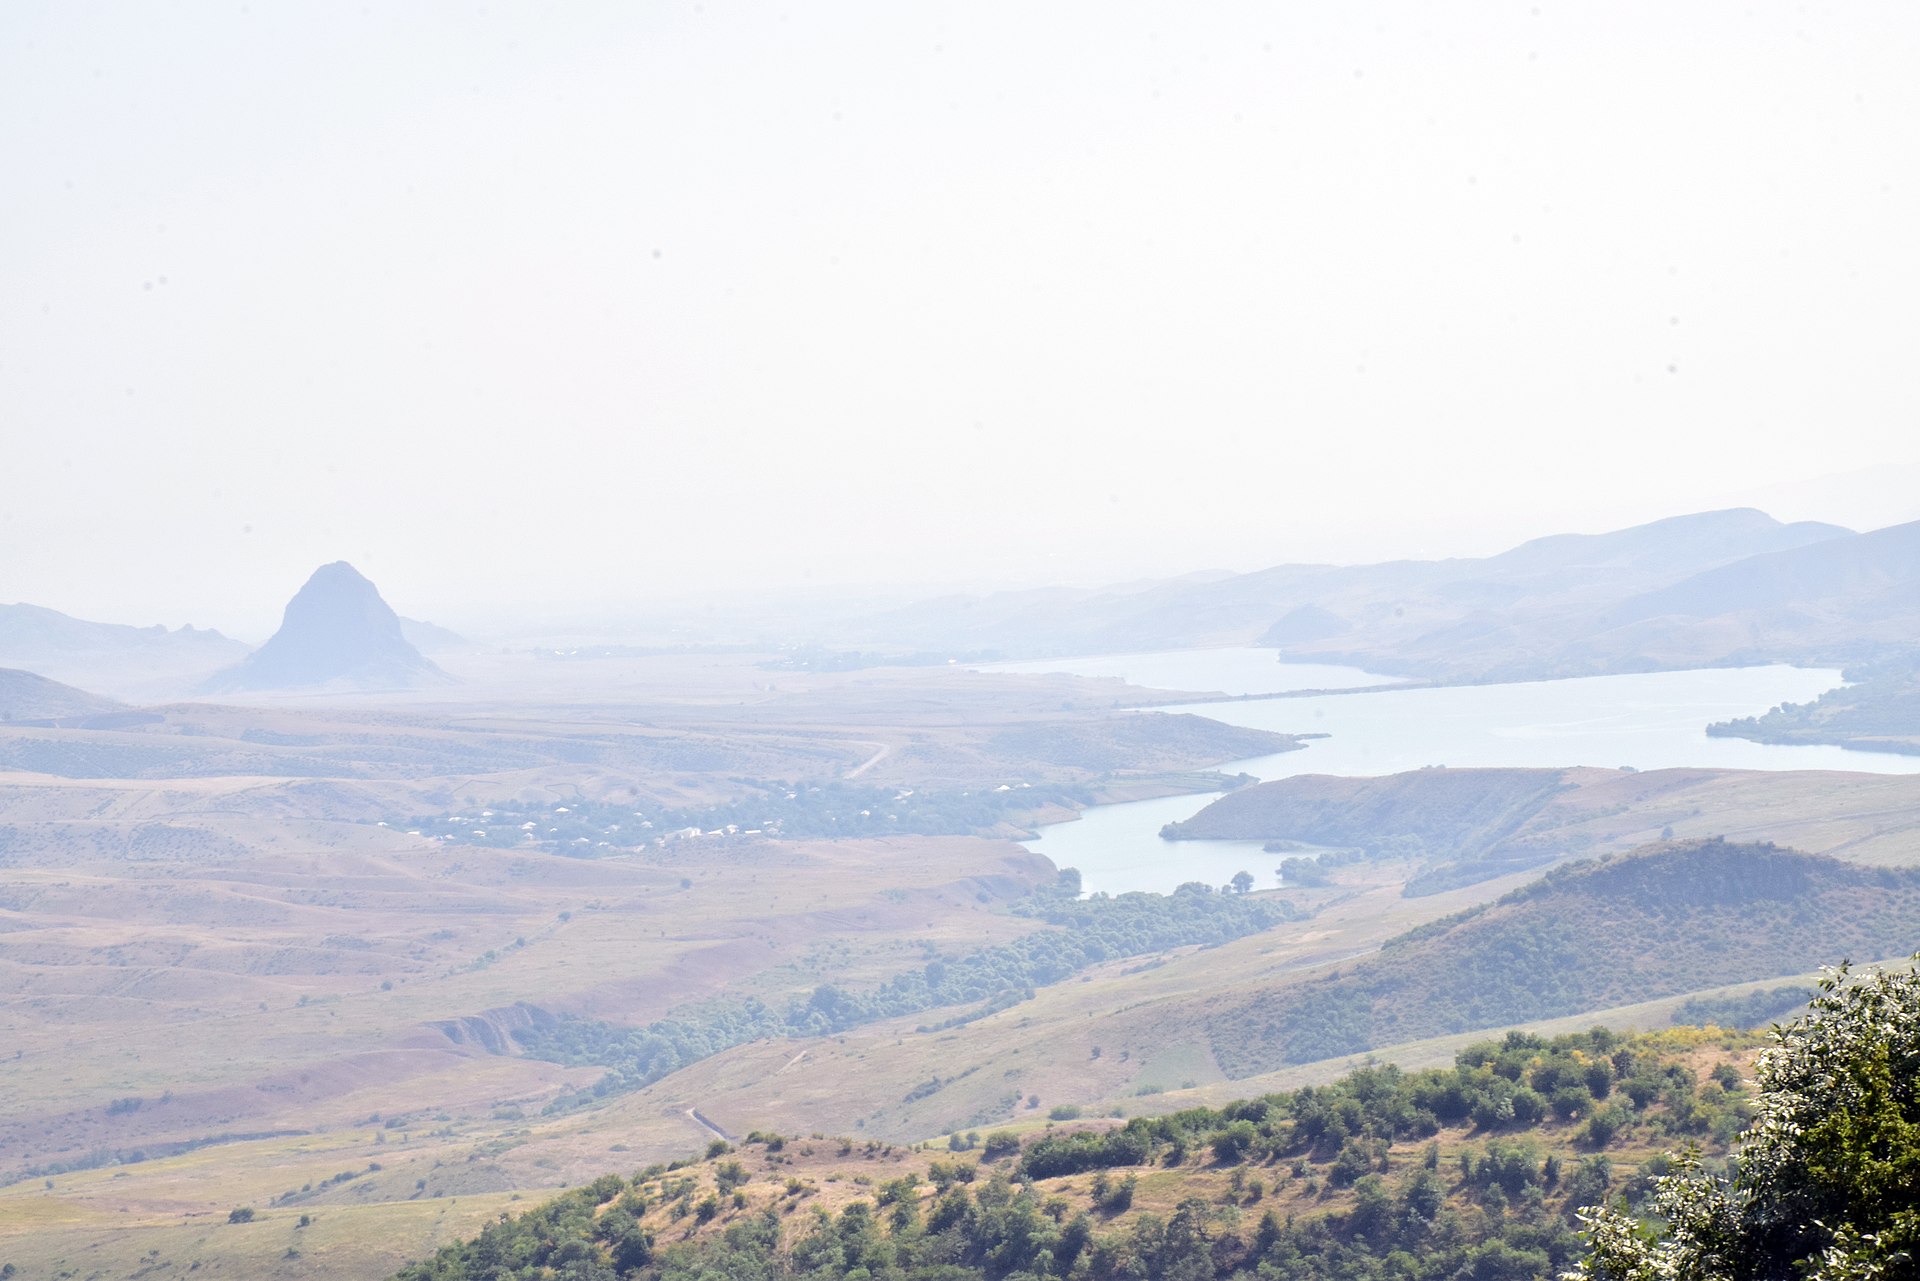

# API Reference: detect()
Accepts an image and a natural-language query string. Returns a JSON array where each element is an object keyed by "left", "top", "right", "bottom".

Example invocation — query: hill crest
[
  {"left": 1202, "top": 838, "right": 1920, "bottom": 1073},
  {"left": 0, "top": 667, "right": 126, "bottom": 724}
]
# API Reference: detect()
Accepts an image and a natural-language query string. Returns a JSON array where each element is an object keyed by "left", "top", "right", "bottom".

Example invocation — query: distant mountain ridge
[
  {"left": 1472, "top": 506, "right": 1851, "bottom": 579},
  {"left": 399, "top": 616, "right": 472, "bottom": 654},
  {"left": 200, "top": 563, "right": 451, "bottom": 694},
  {"left": 0, "top": 603, "right": 235, "bottom": 656},
  {"left": 0, "top": 603, "right": 248, "bottom": 700},
  {"left": 1604, "top": 517, "right": 1920, "bottom": 626},
  {"left": 841, "top": 507, "right": 1904, "bottom": 681}
]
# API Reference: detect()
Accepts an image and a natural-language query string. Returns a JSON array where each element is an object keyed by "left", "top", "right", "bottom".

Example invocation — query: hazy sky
[{"left": 5, "top": 3, "right": 1918, "bottom": 637}]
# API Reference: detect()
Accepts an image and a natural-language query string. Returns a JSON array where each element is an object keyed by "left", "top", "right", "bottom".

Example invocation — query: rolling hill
[
  {"left": 1201, "top": 839, "right": 1920, "bottom": 1074},
  {"left": 0, "top": 666, "right": 125, "bottom": 724},
  {"left": 1160, "top": 768, "right": 1572, "bottom": 854}
]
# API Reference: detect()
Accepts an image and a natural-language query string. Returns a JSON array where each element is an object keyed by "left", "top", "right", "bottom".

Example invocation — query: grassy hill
[
  {"left": 1201, "top": 839, "right": 1920, "bottom": 1073},
  {"left": 1160, "top": 768, "right": 1571, "bottom": 849},
  {"left": 983, "top": 713, "right": 1298, "bottom": 774},
  {"left": 378, "top": 1025, "right": 1761, "bottom": 1281},
  {"left": 1160, "top": 768, "right": 1576, "bottom": 891},
  {"left": 1159, "top": 763, "right": 1920, "bottom": 894},
  {"left": 0, "top": 666, "right": 125, "bottom": 723}
]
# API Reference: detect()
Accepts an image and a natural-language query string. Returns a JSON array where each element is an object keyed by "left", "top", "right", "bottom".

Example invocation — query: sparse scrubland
[
  {"left": 387, "top": 1024, "right": 1767, "bottom": 1281},
  {"left": 382, "top": 957, "right": 1920, "bottom": 1281}
]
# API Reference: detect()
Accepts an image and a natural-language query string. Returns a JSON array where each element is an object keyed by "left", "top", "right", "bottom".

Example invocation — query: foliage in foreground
[{"left": 1576, "top": 958, "right": 1919, "bottom": 1281}]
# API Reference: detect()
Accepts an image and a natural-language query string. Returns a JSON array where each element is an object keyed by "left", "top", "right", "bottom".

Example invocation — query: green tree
[{"left": 1575, "top": 958, "right": 1919, "bottom": 1280}]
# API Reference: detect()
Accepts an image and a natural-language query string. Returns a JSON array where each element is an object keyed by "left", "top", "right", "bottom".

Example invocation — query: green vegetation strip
[{"left": 518, "top": 879, "right": 1297, "bottom": 1111}]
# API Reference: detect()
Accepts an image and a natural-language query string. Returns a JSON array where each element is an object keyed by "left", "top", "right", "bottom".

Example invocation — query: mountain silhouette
[
  {"left": 0, "top": 666, "right": 126, "bottom": 723},
  {"left": 201, "top": 562, "right": 451, "bottom": 693},
  {"left": 0, "top": 603, "right": 247, "bottom": 699}
]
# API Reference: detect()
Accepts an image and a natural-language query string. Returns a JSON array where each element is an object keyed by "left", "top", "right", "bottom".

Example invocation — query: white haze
[{"left": 3, "top": 2, "right": 1917, "bottom": 638}]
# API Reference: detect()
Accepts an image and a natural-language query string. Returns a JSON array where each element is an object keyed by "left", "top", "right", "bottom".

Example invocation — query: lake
[{"left": 996, "top": 650, "right": 1920, "bottom": 895}]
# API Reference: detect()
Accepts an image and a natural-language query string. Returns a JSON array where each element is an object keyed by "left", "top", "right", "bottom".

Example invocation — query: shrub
[
  {"left": 1327, "top": 1141, "right": 1373, "bottom": 1187},
  {"left": 982, "top": 1131, "right": 1021, "bottom": 1161},
  {"left": 1582, "top": 1104, "right": 1629, "bottom": 1148},
  {"left": 1550, "top": 1086, "right": 1593, "bottom": 1121}
]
